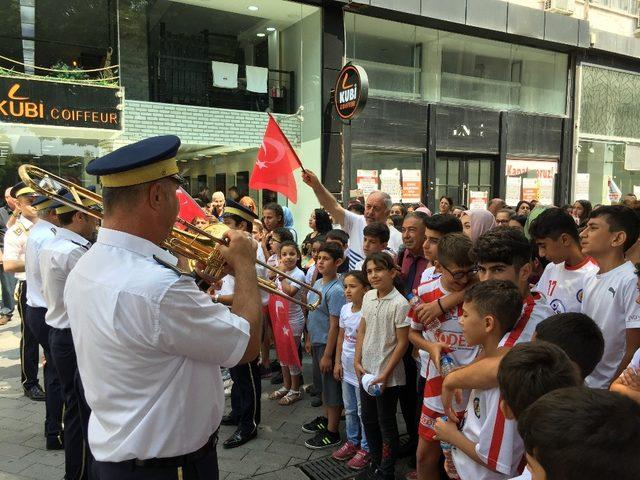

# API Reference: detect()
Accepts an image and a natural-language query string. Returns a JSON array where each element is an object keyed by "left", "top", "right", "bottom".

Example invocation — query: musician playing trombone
[{"left": 64, "top": 135, "right": 262, "bottom": 480}]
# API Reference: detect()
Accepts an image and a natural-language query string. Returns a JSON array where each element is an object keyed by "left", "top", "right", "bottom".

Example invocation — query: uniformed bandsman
[
  {"left": 64, "top": 135, "right": 262, "bottom": 480},
  {"left": 24, "top": 194, "right": 64, "bottom": 449},
  {"left": 40, "top": 190, "right": 101, "bottom": 479},
  {"left": 3, "top": 182, "right": 44, "bottom": 401}
]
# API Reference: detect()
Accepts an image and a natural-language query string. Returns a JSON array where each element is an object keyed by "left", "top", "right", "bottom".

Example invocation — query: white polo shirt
[
  {"left": 3, "top": 217, "right": 32, "bottom": 281},
  {"left": 64, "top": 228, "right": 250, "bottom": 461},
  {"left": 40, "top": 227, "right": 91, "bottom": 330},
  {"left": 25, "top": 219, "right": 57, "bottom": 308},
  {"left": 342, "top": 210, "right": 402, "bottom": 269}
]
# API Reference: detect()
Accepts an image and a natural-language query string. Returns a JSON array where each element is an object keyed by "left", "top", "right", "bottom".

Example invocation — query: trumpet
[{"left": 17, "top": 164, "right": 322, "bottom": 310}]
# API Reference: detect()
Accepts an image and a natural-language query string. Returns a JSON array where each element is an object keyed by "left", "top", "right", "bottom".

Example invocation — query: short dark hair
[
  {"left": 225, "top": 214, "right": 252, "bottom": 233},
  {"left": 529, "top": 207, "right": 580, "bottom": 243},
  {"left": 424, "top": 214, "right": 463, "bottom": 235},
  {"left": 518, "top": 387, "right": 640, "bottom": 480},
  {"left": 498, "top": 342, "right": 580, "bottom": 418},
  {"left": 404, "top": 211, "right": 429, "bottom": 225},
  {"left": 272, "top": 227, "right": 293, "bottom": 243},
  {"left": 57, "top": 209, "right": 80, "bottom": 226},
  {"left": 263, "top": 202, "right": 284, "bottom": 219},
  {"left": 535, "top": 313, "right": 604, "bottom": 380},
  {"left": 326, "top": 229, "right": 349, "bottom": 246},
  {"left": 589, "top": 205, "right": 640, "bottom": 251},
  {"left": 313, "top": 209, "right": 333, "bottom": 235},
  {"left": 343, "top": 270, "right": 369, "bottom": 288},
  {"left": 363, "top": 222, "right": 390, "bottom": 243},
  {"left": 437, "top": 233, "right": 473, "bottom": 268},
  {"left": 463, "top": 280, "right": 522, "bottom": 335},
  {"left": 472, "top": 227, "right": 532, "bottom": 271},
  {"left": 318, "top": 242, "right": 344, "bottom": 262},
  {"left": 509, "top": 214, "right": 527, "bottom": 228},
  {"left": 348, "top": 203, "right": 365, "bottom": 215},
  {"left": 363, "top": 251, "right": 396, "bottom": 272}
]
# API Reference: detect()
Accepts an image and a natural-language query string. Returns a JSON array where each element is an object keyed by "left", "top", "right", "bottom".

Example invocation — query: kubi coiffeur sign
[
  {"left": 333, "top": 63, "right": 368, "bottom": 121},
  {"left": 0, "top": 76, "right": 122, "bottom": 130}
]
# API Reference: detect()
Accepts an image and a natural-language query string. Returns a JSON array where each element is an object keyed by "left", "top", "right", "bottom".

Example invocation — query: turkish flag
[
  {"left": 249, "top": 114, "right": 302, "bottom": 203},
  {"left": 268, "top": 293, "right": 301, "bottom": 369},
  {"left": 175, "top": 187, "right": 206, "bottom": 227}
]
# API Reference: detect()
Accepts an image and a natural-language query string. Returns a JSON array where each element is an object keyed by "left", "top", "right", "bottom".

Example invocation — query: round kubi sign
[{"left": 334, "top": 63, "right": 368, "bottom": 121}]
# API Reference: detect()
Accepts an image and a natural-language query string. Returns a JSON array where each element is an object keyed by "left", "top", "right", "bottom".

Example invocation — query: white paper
[
  {"left": 380, "top": 169, "right": 402, "bottom": 203},
  {"left": 574, "top": 173, "right": 590, "bottom": 201},
  {"left": 212, "top": 61, "right": 238, "bottom": 89},
  {"left": 506, "top": 176, "right": 521, "bottom": 207},
  {"left": 356, "top": 170, "right": 379, "bottom": 197},
  {"left": 625, "top": 144, "right": 640, "bottom": 171},
  {"left": 469, "top": 190, "right": 488, "bottom": 210},
  {"left": 539, "top": 178, "right": 554, "bottom": 205},
  {"left": 634, "top": 185, "right": 640, "bottom": 199},
  {"left": 401, "top": 169, "right": 421, "bottom": 203},
  {"left": 246, "top": 65, "right": 269, "bottom": 93}
]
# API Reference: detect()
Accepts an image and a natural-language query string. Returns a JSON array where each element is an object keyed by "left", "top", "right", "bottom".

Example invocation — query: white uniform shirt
[
  {"left": 342, "top": 210, "right": 402, "bottom": 269},
  {"left": 25, "top": 219, "right": 57, "bottom": 307},
  {"left": 582, "top": 261, "right": 640, "bottom": 389},
  {"left": 3, "top": 217, "right": 32, "bottom": 281},
  {"left": 64, "top": 228, "right": 250, "bottom": 462},
  {"left": 499, "top": 293, "right": 554, "bottom": 348},
  {"left": 535, "top": 257, "right": 598, "bottom": 314},
  {"left": 40, "top": 227, "right": 90, "bottom": 329},
  {"left": 452, "top": 387, "right": 524, "bottom": 480}
]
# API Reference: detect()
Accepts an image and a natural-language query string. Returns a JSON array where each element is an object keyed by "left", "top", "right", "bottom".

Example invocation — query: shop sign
[
  {"left": 401, "top": 169, "right": 421, "bottom": 203},
  {"left": 356, "top": 169, "right": 378, "bottom": 197},
  {"left": 0, "top": 76, "right": 122, "bottom": 130},
  {"left": 469, "top": 191, "right": 488, "bottom": 210},
  {"left": 334, "top": 63, "right": 368, "bottom": 121}
]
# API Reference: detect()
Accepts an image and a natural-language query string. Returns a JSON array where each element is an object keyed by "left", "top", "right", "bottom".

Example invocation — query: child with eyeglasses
[{"left": 407, "top": 233, "right": 479, "bottom": 480}]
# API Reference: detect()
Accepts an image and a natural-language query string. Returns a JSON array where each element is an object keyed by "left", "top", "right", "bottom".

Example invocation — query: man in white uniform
[
  {"left": 301, "top": 170, "right": 402, "bottom": 269},
  {"left": 64, "top": 135, "right": 261, "bottom": 480}
]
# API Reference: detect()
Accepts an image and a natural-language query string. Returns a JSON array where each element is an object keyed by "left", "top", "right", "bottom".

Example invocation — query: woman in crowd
[
  {"left": 239, "top": 195, "right": 257, "bottom": 214},
  {"left": 283, "top": 206, "right": 298, "bottom": 243},
  {"left": 572, "top": 199, "right": 592, "bottom": 229},
  {"left": 301, "top": 209, "right": 332, "bottom": 259},
  {"left": 460, "top": 209, "right": 496, "bottom": 243},
  {"left": 438, "top": 196, "right": 454, "bottom": 215},
  {"left": 390, "top": 203, "right": 407, "bottom": 218},
  {"left": 515, "top": 200, "right": 532, "bottom": 217},
  {"left": 210, "top": 191, "right": 225, "bottom": 219},
  {"left": 452, "top": 205, "right": 466, "bottom": 218}
]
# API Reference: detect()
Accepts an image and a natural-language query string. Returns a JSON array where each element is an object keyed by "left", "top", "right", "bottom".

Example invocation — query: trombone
[{"left": 17, "top": 164, "right": 322, "bottom": 310}]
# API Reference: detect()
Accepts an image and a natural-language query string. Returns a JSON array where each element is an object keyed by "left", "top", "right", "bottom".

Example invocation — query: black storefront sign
[
  {"left": 334, "top": 63, "right": 368, "bottom": 121},
  {"left": 0, "top": 76, "right": 122, "bottom": 130}
]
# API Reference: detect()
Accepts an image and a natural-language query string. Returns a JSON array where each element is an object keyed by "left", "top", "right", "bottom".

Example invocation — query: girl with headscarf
[
  {"left": 282, "top": 206, "right": 298, "bottom": 243},
  {"left": 460, "top": 209, "right": 496, "bottom": 243}
]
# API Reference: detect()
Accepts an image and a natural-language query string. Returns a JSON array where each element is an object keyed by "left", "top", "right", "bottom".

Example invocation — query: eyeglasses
[{"left": 442, "top": 264, "right": 478, "bottom": 280}]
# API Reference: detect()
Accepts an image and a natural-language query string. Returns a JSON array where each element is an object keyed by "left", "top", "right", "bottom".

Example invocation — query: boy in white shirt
[
  {"left": 529, "top": 208, "right": 598, "bottom": 314},
  {"left": 580, "top": 205, "right": 640, "bottom": 388}
]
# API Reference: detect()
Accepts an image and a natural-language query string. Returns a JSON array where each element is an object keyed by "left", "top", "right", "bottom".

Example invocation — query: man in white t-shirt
[
  {"left": 580, "top": 205, "right": 640, "bottom": 389},
  {"left": 302, "top": 170, "right": 402, "bottom": 269},
  {"left": 529, "top": 208, "right": 599, "bottom": 314}
]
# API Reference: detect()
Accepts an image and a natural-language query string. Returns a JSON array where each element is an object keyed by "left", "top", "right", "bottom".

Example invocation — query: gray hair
[{"left": 368, "top": 190, "right": 393, "bottom": 210}]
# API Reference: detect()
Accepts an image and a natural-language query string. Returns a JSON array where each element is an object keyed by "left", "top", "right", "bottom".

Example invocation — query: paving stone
[
  {"left": 266, "top": 440, "right": 311, "bottom": 461},
  {"left": 0, "top": 444, "right": 34, "bottom": 460},
  {"left": 218, "top": 458, "right": 260, "bottom": 477},
  {"left": 13, "top": 463, "right": 64, "bottom": 480}
]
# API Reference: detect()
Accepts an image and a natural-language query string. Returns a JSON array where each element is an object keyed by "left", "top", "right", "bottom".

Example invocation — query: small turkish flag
[
  {"left": 175, "top": 187, "right": 206, "bottom": 226},
  {"left": 268, "top": 293, "right": 301, "bottom": 369},
  {"left": 249, "top": 113, "right": 302, "bottom": 203}
]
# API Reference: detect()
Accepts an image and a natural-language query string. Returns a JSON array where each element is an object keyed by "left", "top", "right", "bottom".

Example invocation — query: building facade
[{"left": 0, "top": 0, "right": 639, "bottom": 236}]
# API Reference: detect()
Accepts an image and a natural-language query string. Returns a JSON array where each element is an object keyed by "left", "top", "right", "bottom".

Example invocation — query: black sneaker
[
  {"left": 24, "top": 384, "right": 45, "bottom": 401},
  {"left": 302, "top": 416, "right": 328, "bottom": 433},
  {"left": 270, "top": 371, "right": 283, "bottom": 385},
  {"left": 311, "top": 396, "right": 323, "bottom": 407},
  {"left": 304, "top": 429, "right": 341, "bottom": 450}
]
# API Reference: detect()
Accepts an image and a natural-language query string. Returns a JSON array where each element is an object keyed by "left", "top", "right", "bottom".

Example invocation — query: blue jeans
[
  {"left": 342, "top": 381, "right": 368, "bottom": 451},
  {"left": 0, "top": 267, "right": 16, "bottom": 315}
]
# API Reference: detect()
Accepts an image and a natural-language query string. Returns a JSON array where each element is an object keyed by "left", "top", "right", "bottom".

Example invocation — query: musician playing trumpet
[{"left": 64, "top": 135, "right": 262, "bottom": 480}]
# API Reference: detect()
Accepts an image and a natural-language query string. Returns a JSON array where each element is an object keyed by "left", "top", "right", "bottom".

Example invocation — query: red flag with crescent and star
[
  {"left": 268, "top": 293, "right": 301, "bottom": 369},
  {"left": 175, "top": 187, "right": 206, "bottom": 228},
  {"left": 249, "top": 113, "right": 302, "bottom": 203}
]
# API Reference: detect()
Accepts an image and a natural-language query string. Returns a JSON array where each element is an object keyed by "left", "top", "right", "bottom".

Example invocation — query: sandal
[
  {"left": 269, "top": 387, "right": 288, "bottom": 400},
  {"left": 278, "top": 390, "right": 302, "bottom": 406}
]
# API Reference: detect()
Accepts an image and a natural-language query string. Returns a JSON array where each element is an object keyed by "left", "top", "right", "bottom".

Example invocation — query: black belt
[{"left": 126, "top": 431, "right": 218, "bottom": 469}]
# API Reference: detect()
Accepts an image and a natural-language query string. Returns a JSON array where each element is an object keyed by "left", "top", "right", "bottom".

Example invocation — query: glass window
[
  {"left": 505, "top": 158, "right": 557, "bottom": 205},
  {"left": 345, "top": 13, "right": 568, "bottom": 115},
  {"left": 591, "top": 0, "right": 637, "bottom": 14}
]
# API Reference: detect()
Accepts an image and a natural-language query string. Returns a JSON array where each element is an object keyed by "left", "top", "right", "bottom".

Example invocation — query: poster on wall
[
  {"left": 539, "top": 178, "right": 554, "bottom": 205},
  {"left": 505, "top": 176, "right": 522, "bottom": 207},
  {"left": 522, "top": 178, "right": 539, "bottom": 201},
  {"left": 469, "top": 190, "right": 488, "bottom": 210},
  {"left": 356, "top": 170, "right": 379, "bottom": 197},
  {"left": 634, "top": 185, "right": 640, "bottom": 199},
  {"left": 574, "top": 173, "right": 590, "bottom": 201},
  {"left": 401, "top": 170, "right": 421, "bottom": 203},
  {"left": 380, "top": 169, "right": 402, "bottom": 203}
]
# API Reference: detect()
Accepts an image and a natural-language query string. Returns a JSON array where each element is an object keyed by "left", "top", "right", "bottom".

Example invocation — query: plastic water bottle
[
  {"left": 408, "top": 292, "right": 441, "bottom": 332},
  {"left": 440, "top": 351, "right": 456, "bottom": 377},
  {"left": 440, "top": 416, "right": 460, "bottom": 479}
]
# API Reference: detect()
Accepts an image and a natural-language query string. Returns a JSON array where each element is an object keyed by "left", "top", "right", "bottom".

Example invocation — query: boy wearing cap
[{"left": 3, "top": 183, "right": 44, "bottom": 401}]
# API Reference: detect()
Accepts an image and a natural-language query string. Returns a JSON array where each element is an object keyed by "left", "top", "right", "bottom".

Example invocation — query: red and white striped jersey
[
  {"left": 452, "top": 386, "right": 524, "bottom": 480},
  {"left": 499, "top": 293, "right": 554, "bottom": 348},
  {"left": 535, "top": 257, "right": 598, "bottom": 314}
]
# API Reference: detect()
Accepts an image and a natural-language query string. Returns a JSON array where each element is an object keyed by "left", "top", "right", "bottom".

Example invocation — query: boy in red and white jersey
[
  {"left": 439, "top": 227, "right": 555, "bottom": 421},
  {"left": 408, "top": 233, "right": 478, "bottom": 480},
  {"left": 529, "top": 208, "right": 598, "bottom": 314},
  {"left": 434, "top": 280, "right": 526, "bottom": 480}
]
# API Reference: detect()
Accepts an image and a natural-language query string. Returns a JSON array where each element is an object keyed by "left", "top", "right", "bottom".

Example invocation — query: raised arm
[{"left": 301, "top": 170, "right": 345, "bottom": 226}]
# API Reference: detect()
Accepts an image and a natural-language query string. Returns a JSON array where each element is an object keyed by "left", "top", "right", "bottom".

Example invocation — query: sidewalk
[{"left": 0, "top": 316, "right": 412, "bottom": 479}]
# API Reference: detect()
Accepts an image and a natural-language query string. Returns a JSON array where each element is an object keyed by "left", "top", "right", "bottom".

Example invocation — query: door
[{"left": 435, "top": 155, "right": 495, "bottom": 208}]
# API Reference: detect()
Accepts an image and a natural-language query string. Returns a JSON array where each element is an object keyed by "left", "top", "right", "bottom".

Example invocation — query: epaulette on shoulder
[
  {"left": 153, "top": 255, "right": 194, "bottom": 278},
  {"left": 13, "top": 227, "right": 23, "bottom": 236}
]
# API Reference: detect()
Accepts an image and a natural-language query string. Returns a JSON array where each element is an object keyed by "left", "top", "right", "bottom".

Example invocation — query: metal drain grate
[{"left": 298, "top": 456, "right": 364, "bottom": 480}]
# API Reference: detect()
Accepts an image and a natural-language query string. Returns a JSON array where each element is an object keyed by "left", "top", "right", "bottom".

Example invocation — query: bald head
[
  {"left": 4, "top": 187, "right": 16, "bottom": 210},
  {"left": 488, "top": 198, "right": 506, "bottom": 216},
  {"left": 364, "top": 191, "right": 393, "bottom": 225}
]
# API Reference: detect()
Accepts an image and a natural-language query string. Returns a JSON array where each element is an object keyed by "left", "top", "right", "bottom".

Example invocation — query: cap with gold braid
[
  {"left": 222, "top": 199, "right": 258, "bottom": 224},
  {"left": 86, "top": 135, "right": 182, "bottom": 187},
  {"left": 10, "top": 181, "right": 36, "bottom": 199},
  {"left": 32, "top": 195, "right": 62, "bottom": 212},
  {"left": 56, "top": 186, "right": 101, "bottom": 214}
]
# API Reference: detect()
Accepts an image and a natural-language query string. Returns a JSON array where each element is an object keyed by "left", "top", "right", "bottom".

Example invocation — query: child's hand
[
  {"left": 414, "top": 301, "right": 442, "bottom": 325},
  {"left": 355, "top": 363, "right": 367, "bottom": 380},
  {"left": 320, "top": 355, "right": 333, "bottom": 374},
  {"left": 434, "top": 417, "right": 458, "bottom": 444},
  {"left": 333, "top": 363, "right": 343, "bottom": 381},
  {"left": 442, "top": 376, "right": 463, "bottom": 422},
  {"left": 426, "top": 342, "right": 452, "bottom": 374},
  {"left": 371, "top": 372, "right": 388, "bottom": 393},
  {"left": 619, "top": 366, "right": 640, "bottom": 391},
  {"left": 304, "top": 337, "right": 312, "bottom": 355}
]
